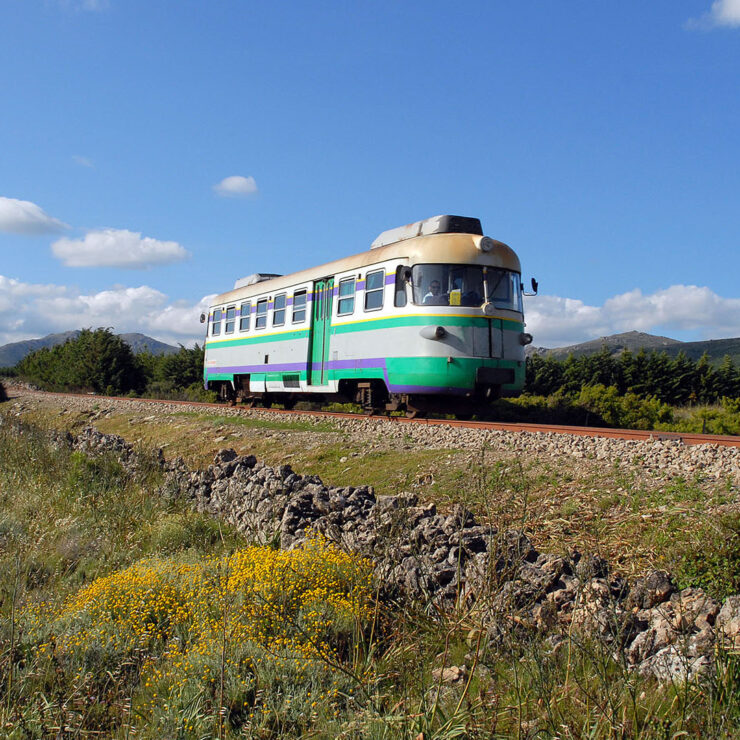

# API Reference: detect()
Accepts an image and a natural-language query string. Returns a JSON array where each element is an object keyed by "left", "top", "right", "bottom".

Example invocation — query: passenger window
[
  {"left": 292, "top": 290, "right": 307, "bottom": 323},
  {"left": 337, "top": 278, "right": 355, "bottom": 315},
  {"left": 364, "top": 269, "right": 384, "bottom": 311},
  {"left": 273, "top": 294, "right": 286, "bottom": 326},
  {"left": 239, "top": 301, "right": 251, "bottom": 332},
  {"left": 225, "top": 306, "right": 236, "bottom": 334},
  {"left": 255, "top": 299, "right": 268, "bottom": 329},
  {"left": 395, "top": 266, "right": 408, "bottom": 308},
  {"left": 211, "top": 308, "right": 222, "bottom": 336}
]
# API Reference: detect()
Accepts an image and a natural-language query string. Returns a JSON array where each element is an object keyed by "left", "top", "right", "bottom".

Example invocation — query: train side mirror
[
  {"left": 523, "top": 277, "right": 539, "bottom": 297},
  {"left": 200, "top": 313, "right": 206, "bottom": 324}
]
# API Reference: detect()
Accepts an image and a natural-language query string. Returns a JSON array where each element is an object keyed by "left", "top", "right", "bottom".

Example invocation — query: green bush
[
  {"left": 15, "top": 328, "right": 145, "bottom": 395},
  {"left": 146, "top": 512, "right": 225, "bottom": 553},
  {"left": 577, "top": 384, "right": 673, "bottom": 429},
  {"left": 672, "top": 513, "right": 740, "bottom": 600}
]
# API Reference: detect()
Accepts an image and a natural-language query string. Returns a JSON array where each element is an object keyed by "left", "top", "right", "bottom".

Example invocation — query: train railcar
[{"left": 201, "top": 215, "right": 535, "bottom": 416}]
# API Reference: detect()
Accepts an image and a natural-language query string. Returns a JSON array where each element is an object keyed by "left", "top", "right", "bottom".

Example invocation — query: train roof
[
  {"left": 370, "top": 215, "right": 483, "bottom": 249},
  {"left": 211, "top": 217, "right": 521, "bottom": 306}
]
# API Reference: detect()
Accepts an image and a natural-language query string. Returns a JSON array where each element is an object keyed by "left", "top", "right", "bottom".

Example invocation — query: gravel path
[{"left": 5, "top": 387, "right": 740, "bottom": 485}]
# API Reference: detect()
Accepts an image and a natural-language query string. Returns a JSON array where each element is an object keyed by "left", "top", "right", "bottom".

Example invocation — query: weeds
[{"left": 3, "top": 412, "right": 740, "bottom": 737}]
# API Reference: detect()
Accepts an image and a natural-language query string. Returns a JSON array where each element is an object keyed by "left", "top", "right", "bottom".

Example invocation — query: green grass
[
  {"left": 172, "top": 410, "right": 339, "bottom": 434},
  {"left": 3, "top": 415, "right": 740, "bottom": 737}
]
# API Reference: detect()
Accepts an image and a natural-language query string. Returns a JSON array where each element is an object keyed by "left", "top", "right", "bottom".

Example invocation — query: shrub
[
  {"left": 672, "top": 513, "right": 740, "bottom": 600},
  {"left": 24, "top": 537, "right": 374, "bottom": 735}
]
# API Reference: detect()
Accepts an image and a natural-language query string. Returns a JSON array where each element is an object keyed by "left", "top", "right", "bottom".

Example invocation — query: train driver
[{"left": 423, "top": 280, "right": 448, "bottom": 306}]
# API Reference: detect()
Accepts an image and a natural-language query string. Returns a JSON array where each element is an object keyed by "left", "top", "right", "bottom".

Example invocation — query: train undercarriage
[{"left": 211, "top": 377, "right": 502, "bottom": 419}]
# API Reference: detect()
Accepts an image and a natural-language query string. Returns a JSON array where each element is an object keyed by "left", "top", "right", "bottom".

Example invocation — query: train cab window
[
  {"left": 255, "top": 299, "right": 268, "bottom": 329},
  {"left": 489, "top": 271, "right": 523, "bottom": 312},
  {"left": 364, "top": 269, "right": 384, "bottom": 311},
  {"left": 225, "top": 306, "right": 236, "bottom": 334},
  {"left": 211, "top": 308, "right": 222, "bottom": 336},
  {"left": 273, "top": 294, "right": 286, "bottom": 326},
  {"left": 410, "top": 265, "right": 523, "bottom": 311},
  {"left": 337, "top": 278, "right": 355, "bottom": 316},
  {"left": 394, "top": 266, "right": 408, "bottom": 308},
  {"left": 239, "top": 301, "right": 251, "bottom": 332},
  {"left": 292, "top": 290, "right": 307, "bottom": 323}
]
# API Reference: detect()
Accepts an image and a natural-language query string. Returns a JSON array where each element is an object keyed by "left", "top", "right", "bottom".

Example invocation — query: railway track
[{"left": 8, "top": 386, "right": 740, "bottom": 449}]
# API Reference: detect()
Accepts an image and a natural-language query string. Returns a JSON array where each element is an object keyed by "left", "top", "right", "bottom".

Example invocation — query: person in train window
[{"left": 423, "top": 281, "right": 448, "bottom": 305}]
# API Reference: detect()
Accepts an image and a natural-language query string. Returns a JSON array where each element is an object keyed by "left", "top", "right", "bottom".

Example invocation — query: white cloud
[
  {"left": 51, "top": 228, "right": 190, "bottom": 269},
  {"left": 525, "top": 285, "right": 740, "bottom": 348},
  {"left": 72, "top": 155, "right": 94, "bottom": 168},
  {"left": 686, "top": 0, "right": 740, "bottom": 28},
  {"left": 0, "top": 197, "right": 69, "bottom": 235},
  {"left": 213, "top": 175, "right": 258, "bottom": 198},
  {"left": 0, "top": 275, "right": 213, "bottom": 347},
  {"left": 54, "top": 0, "right": 110, "bottom": 11}
]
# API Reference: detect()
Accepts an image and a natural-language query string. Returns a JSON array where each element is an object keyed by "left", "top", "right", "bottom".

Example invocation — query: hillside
[
  {"left": 530, "top": 330, "right": 740, "bottom": 365},
  {"left": 0, "top": 330, "right": 179, "bottom": 367}
]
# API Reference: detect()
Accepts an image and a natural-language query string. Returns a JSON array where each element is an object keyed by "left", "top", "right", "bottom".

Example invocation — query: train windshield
[{"left": 411, "top": 264, "right": 522, "bottom": 312}]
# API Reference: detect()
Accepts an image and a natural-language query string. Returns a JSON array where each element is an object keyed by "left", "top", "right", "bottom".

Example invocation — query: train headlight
[
  {"left": 519, "top": 332, "right": 533, "bottom": 345},
  {"left": 420, "top": 325, "right": 447, "bottom": 340},
  {"left": 482, "top": 302, "right": 496, "bottom": 316},
  {"left": 478, "top": 236, "right": 496, "bottom": 253}
]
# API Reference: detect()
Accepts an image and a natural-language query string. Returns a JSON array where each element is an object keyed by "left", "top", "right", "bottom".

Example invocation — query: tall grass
[{"left": 3, "top": 417, "right": 740, "bottom": 737}]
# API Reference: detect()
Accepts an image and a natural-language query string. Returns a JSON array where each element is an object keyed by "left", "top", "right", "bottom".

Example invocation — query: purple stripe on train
[{"left": 206, "top": 358, "right": 466, "bottom": 395}]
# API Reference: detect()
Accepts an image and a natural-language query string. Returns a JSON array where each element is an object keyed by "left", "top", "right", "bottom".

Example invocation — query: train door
[
  {"left": 472, "top": 319, "right": 503, "bottom": 358},
  {"left": 308, "top": 278, "right": 334, "bottom": 385}
]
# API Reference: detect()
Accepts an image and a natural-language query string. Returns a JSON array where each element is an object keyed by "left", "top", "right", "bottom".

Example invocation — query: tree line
[
  {"left": 13, "top": 328, "right": 209, "bottom": 400},
  {"left": 525, "top": 348, "right": 740, "bottom": 405}
]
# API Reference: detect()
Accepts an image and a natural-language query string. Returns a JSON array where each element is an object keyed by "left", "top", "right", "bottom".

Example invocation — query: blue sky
[{"left": 1, "top": 0, "right": 739, "bottom": 348}]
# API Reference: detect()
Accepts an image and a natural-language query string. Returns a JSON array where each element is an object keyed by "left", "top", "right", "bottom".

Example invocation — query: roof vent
[
  {"left": 233, "top": 273, "right": 283, "bottom": 289},
  {"left": 370, "top": 215, "right": 483, "bottom": 249}
]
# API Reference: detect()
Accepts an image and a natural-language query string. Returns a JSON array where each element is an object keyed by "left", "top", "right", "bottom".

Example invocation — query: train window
[
  {"left": 225, "top": 306, "right": 236, "bottom": 334},
  {"left": 292, "top": 290, "right": 307, "bottom": 323},
  {"left": 410, "top": 264, "right": 522, "bottom": 312},
  {"left": 394, "top": 266, "right": 408, "bottom": 307},
  {"left": 255, "top": 299, "right": 268, "bottom": 329},
  {"left": 364, "top": 269, "right": 384, "bottom": 311},
  {"left": 489, "top": 271, "right": 523, "bottom": 312},
  {"left": 239, "top": 301, "right": 251, "bottom": 332},
  {"left": 211, "top": 308, "right": 222, "bottom": 336},
  {"left": 337, "top": 278, "right": 355, "bottom": 315},
  {"left": 273, "top": 294, "right": 286, "bottom": 326}
]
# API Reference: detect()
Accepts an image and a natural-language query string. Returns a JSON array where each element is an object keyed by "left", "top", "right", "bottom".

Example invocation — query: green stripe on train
[
  {"left": 331, "top": 315, "right": 524, "bottom": 334},
  {"left": 206, "top": 328, "right": 310, "bottom": 349},
  {"left": 205, "top": 315, "right": 525, "bottom": 349},
  {"left": 328, "top": 356, "right": 524, "bottom": 390}
]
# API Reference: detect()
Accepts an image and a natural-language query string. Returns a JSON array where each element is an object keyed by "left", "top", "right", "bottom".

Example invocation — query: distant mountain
[
  {"left": 118, "top": 333, "right": 181, "bottom": 356},
  {"left": 661, "top": 337, "right": 740, "bottom": 365},
  {"left": 0, "top": 331, "right": 179, "bottom": 367},
  {"left": 528, "top": 330, "right": 740, "bottom": 365},
  {"left": 0, "top": 331, "right": 81, "bottom": 368}
]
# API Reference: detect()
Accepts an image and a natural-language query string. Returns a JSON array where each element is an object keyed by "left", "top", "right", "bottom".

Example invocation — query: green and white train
[{"left": 202, "top": 215, "right": 536, "bottom": 416}]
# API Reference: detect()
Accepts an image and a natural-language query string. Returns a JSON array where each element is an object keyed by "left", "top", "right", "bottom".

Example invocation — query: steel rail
[{"left": 6, "top": 386, "right": 740, "bottom": 449}]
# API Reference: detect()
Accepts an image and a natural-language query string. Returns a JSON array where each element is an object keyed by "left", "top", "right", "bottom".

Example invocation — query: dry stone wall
[{"left": 35, "top": 423, "right": 740, "bottom": 683}]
